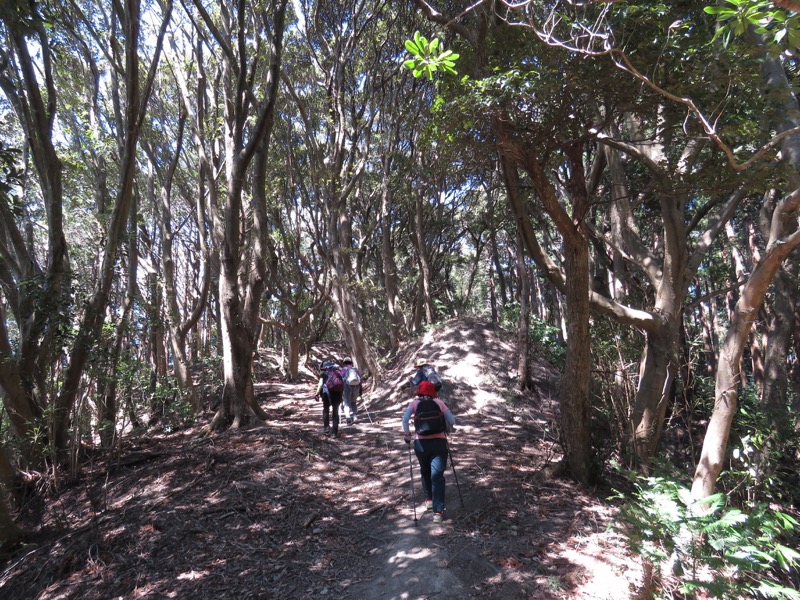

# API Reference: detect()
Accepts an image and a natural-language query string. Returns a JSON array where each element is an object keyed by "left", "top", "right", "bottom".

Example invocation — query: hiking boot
[
  {"left": 323, "top": 427, "right": 331, "bottom": 435},
  {"left": 346, "top": 417, "right": 354, "bottom": 425},
  {"left": 424, "top": 499, "right": 433, "bottom": 510},
  {"left": 432, "top": 512, "right": 443, "bottom": 524}
]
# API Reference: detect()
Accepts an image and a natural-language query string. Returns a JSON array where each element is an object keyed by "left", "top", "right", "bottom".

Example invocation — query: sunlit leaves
[
  {"left": 705, "top": 0, "right": 800, "bottom": 51},
  {"left": 403, "top": 30, "right": 459, "bottom": 80}
]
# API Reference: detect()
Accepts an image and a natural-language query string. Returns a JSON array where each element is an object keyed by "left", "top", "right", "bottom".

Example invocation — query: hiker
[
  {"left": 315, "top": 359, "right": 344, "bottom": 437},
  {"left": 402, "top": 380, "right": 456, "bottom": 524},
  {"left": 340, "top": 357, "right": 362, "bottom": 425},
  {"left": 401, "top": 359, "right": 443, "bottom": 394}
]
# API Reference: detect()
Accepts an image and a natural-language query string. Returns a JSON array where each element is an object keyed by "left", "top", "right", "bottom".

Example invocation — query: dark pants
[
  {"left": 322, "top": 390, "right": 342, "bottom": 434},
  {"left": 414, "top": 437, "right": 448, "bottom": 513}
]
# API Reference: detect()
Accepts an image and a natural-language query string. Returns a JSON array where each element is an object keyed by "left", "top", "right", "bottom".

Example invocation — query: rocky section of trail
[{"left": 1, "top": 318, "right": 642, "bottom": 599}]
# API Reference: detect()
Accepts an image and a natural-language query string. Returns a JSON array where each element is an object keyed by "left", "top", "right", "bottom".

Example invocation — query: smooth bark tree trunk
[
  {"left": 414, "top": 193, "right": 435, "bottom": 325},
  {"left": 98, "top": 195, "right": 138, "bottom": 447},
  {"left": 378, "top": 135, "right": 404, "bottom": 351},
  {"left": 692, "top": 188, "right": 800, "bottom": 499},
  {"left": 524, "top": 150, "right": 594, "bottom": 484},
  {"left": 0, "top": 4, "right": 69, "bottom": 467},
  {"left": 202, "top": 0, "right": 288, "bottom": 430}
]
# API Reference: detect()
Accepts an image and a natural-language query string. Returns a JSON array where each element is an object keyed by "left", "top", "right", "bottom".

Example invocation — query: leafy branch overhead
[
  {"left": 403, "top": 30, "right": 459, "bottom": 80},
  {"left": 705, "top": 0, "right": 800, "bottom": 49}
]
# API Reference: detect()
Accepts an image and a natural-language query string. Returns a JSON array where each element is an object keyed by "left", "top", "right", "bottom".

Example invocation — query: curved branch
[{"left": 505, "top": 7, "right": 800, "bottom": 172}]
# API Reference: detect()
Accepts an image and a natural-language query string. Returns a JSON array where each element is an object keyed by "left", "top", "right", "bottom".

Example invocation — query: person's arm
[
  {"left": 400, "top": 368, "right": 422, "bottom": 390},
  {"left": 439, "top": 400, "right": 456, "bottom": 431},
  {"left": 402, "top": 405, "right": 413, "bottom": 435}
]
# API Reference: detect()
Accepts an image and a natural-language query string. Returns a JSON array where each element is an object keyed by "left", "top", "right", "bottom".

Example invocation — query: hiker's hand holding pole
[{"left": 404, "top": 433, "right": 412, "bottom": 446}]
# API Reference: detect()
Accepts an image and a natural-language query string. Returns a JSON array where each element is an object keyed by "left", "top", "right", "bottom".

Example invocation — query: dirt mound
[{"left": 0, "top": 318, "right": 642, "bottom": 599}]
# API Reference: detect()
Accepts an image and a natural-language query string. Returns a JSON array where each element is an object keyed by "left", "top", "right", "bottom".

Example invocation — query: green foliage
[
  {"left": 614, "top": 472, "right": 800, "bottom": 599},
  {"left": 499, "top": 306, "right": 566, "bottom": 370},
  {"left": 705, "top": 1, "right": 800, "bottom": 51},
  {"left": 719, "top": 382, "right": 800, "bottom": 506},
  {"left": 403, "top": 31, "right": 460, "bottom": 80},
  {"left": 150, "top": 375, "right": 196, "bottom": 432}
]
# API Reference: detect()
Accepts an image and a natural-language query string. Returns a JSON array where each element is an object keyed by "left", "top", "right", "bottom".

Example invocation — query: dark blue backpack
[{"left": 414, "top": 397, "right": 445, "bottom": 435}]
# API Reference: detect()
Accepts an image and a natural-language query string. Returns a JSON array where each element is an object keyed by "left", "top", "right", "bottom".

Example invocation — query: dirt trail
[{"left": 1, "top": 319, "right": 642, "bottom": 599}]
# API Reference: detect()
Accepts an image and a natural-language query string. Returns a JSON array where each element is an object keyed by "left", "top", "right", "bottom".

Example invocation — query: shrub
[{"left": 613, "top": 473, "right": 800, "bottom": 599}]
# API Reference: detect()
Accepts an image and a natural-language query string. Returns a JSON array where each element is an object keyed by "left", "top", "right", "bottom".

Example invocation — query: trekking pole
[
  {"left": 407, "top": 441, "right": 418, "bottom": 525},
  {"left": 360, "top": 392, "right": 374, "bottom": 424},
  {"left": 445, "top": 435, "right": 464, "bottom": 507}
]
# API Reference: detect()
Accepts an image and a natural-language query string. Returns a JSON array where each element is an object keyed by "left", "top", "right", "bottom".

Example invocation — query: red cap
[{"left": 417, "top": 381, "right": 437, "bottom": 398}]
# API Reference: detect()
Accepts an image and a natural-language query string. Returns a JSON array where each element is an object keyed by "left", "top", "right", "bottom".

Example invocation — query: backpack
[
  {"left": 344, "top": 367, "right": 361, "bottom": 386},
  {"left": 413, "top": 397, "right": 446, "bottom": 435},
  {"left": 421, "top": 365, "right": 443, "bottom": 392},
  {"left": 325, "top": 368, "right": 345, "bottom": 393}
]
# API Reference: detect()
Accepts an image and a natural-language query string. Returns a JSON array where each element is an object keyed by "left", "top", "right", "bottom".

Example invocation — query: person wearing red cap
[{"left": 402, "top": 380, "right": 456, "bottom": 524}]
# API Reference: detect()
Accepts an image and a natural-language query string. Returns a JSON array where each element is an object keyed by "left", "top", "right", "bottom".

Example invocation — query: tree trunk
[
  {"left": 53, "top": 0, "right": 165, "bottom": 453},
  {"left": 414, "top": 192, "right": 435, "bottom": 325},
  {"left": 760, "top": 253, "right": 798, "bottom": 438},
  {"left": 630, "top": 328, "right": 678, "bottom": 463},
  {"left": 516, "top": 225, "right": 530, "bottom": 389},
  {"left": 523, "top": 151, "right": 594, "bottom": 484},
  {"left": 692, "top": 188, "right": 800, "bottom": 499},
  {"left": 378, "top": 141, "right": 404, "bottom": 351},
  {"left": 202, "top": 0, "right": 288, "bottom": 430},
  {"left": 0, "top": 492, "right": 23, "bottom": 551}
]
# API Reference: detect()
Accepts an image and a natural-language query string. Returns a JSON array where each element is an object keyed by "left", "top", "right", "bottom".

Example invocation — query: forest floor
[{"left": 0, "top": 317, "right": 644, "bottom": 599}]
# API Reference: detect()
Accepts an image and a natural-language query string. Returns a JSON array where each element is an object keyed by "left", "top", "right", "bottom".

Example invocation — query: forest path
[
  {"left": 290, "top": 386, "right": 479, "bottom": 600},
  {"left": 1, "top": 319, "right": 642, "bottom": 600},
  {"left": 267, "top": 317, "right": 642, "bottom": 598}
]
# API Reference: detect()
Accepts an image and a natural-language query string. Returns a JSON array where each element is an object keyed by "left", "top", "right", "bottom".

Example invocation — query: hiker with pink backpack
[{"left": 315, "top": 359, "right": 344, "bottom": 437}]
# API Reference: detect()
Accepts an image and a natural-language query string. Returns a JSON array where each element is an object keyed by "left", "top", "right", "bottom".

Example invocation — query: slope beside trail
[{"left": 0, "top": 318, "right": 642, "bottom": 600}]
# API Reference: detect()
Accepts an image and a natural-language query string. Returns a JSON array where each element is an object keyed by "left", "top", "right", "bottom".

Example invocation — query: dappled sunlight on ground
[{"left": 3, "top": 318, "right": 642, "bottom": 600}]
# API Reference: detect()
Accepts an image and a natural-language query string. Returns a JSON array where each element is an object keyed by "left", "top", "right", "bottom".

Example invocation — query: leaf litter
[{"left": 1, "top": 318, "right": 642, "bottom": 599}]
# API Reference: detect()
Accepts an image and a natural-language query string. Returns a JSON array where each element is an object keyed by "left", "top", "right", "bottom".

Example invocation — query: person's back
[
  {"left": 316, "top": 360, "right": 344, "bottom": 437},
  {"left": 341, "top": 357, "right": 361, "bottom": 424},
  {"left": 402, "top": 380, "right": 455, "bottom": 524},
  {"left": 403, "top": 359, "right": 443, "bottom": 393}
]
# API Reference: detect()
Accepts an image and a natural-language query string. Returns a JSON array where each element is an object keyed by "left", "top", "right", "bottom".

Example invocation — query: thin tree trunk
[
  {"left": 98, "top": 190, "right": 139, "bottom": 447},
  {"left": 414, "top": 193, "right": 435, "bottom": 325},
  {"left": 516, "top": 226, "right": 530, "bottom": 389},
  {"left": 54, "top": 0, "right": 171, "bottom": 453},
  {"left": 761, "top": 251, "right": 798, "bottom": 438}
]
